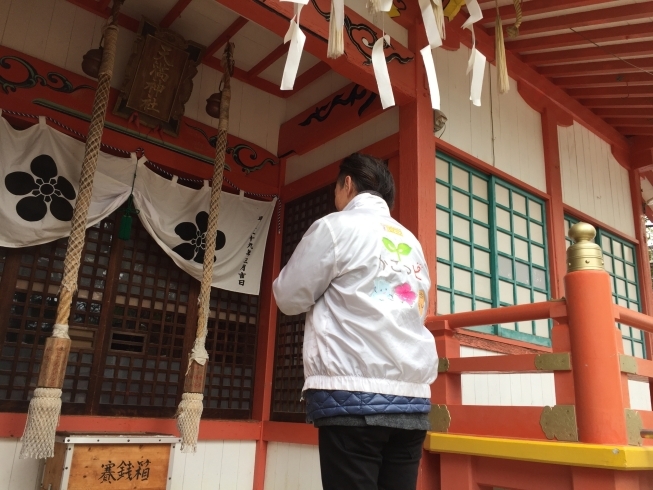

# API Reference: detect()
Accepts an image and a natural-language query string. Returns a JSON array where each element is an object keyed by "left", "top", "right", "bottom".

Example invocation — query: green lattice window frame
[
  {"left": 564, "top": 216, "right": 645, "bottom": 358},
  {"left": 436, "top": 153, "right": 551, "bottom": 347}
]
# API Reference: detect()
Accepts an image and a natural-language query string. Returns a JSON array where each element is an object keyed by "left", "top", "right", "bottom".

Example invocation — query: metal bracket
[
  {"left": 438, "top": 358, "right": 450, "bottom": 373},
  {"left": 535, "top": 353, "right": 572, "bottom": 371},
  {"left": 625, "top": 409, "right": 643, "bottom": 446},
  {"left": 619, "top": 355, "right": 638, "bottom": 375},
  {"left": 540, "top": 405, "right": 579, "bottom": 442},
  {"left": 429, "top": 405, "right": 451, "bottom": 433}
]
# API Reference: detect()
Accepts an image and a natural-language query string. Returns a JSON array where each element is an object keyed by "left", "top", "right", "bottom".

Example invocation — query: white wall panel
[
  {"left": 171, "top": 440, "right": 256, "bottom": 490},
  {"left": 434, "top": 47, "right": 546, "bottom": 192},
  {"left": 0, "top": 439, "right": 40, "bottom": 490},
  {"left": 558, "top": 122, "right": 635, "bottom": 238},
  {"left": 629, "top": 380, "right": 652, "bottom": 412},
  {"left": 285, "top": 108, "right": 399, "bottom": 184},
  {"left": 460, "top": 346, "right": 556, "bottom": 407},
  {"left": 489, "top": 66, "right": 546, "bottom": 192},
  {"left": 264, "top": 442, "right": 322, "bottom": 490}
]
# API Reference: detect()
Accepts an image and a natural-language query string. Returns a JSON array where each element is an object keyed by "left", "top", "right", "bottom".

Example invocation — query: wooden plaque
[
  {"left": 114, "top": 19, "right": 205, "bottom": 137},
  {"left": 68, "top": 444, "right": 169, "bottom": 489}
]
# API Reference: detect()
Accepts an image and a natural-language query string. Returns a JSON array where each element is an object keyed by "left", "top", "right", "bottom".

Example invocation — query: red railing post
[
  {"left": 429, "top": 318, "right": 462, "bottom": 405},
  {"left": 564, "top": 223, "right": 629, "bottom": 444}
]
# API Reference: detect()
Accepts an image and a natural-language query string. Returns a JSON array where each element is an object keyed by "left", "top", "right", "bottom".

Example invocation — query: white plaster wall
[
  {"left": 460, "top": 346, "right": 557, "bottom": 407},
  {"left": 0, "top": 0, "right": 287, "bottom": 155},
  {"left": 264, "top": 442, "right": 322, "bottom": 490},
  {"left": 284, "top": 108, "right": 399, "bottom": 184},
  {"left": 0, "top": 439, "right": 41, "bottom": 490},
  {"left": 171, "top": 440, "right": 256, "bottom": 490},
  {"left": 435, "top": 46, "right": 546, "bottom": 192},
  {"left": 558, "top": 121, "right": 635, "bottom": 238},
  {"left": 629, "top": 380, "right": 653, "bottom": 412}
]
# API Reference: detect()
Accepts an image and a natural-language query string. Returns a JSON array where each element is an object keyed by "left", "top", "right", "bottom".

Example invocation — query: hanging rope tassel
[
  {"left": 327, "top": 0, "right": 344, "bottom": 59},
  {"left": 506, "top": 0, "right": 522, "bottom": 39},
  {"left": 495, "top": 5, "right": 510, "bottom": 95},
  {"left": 432, "top": 0, "right": 446, "bottom": 40},
  {"left": 19, "top": 0, "right": 124, "bottom": 460},
  {"left": 176, "top": 43, "right": 235, "bottom": 454}
]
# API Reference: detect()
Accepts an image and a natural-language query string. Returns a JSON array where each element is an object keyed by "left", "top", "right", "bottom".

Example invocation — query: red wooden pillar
[
  {"left": 565, "top": 225, "right": 629, "bottom": 445},
  {"left": 398, "top": 23, "right": 437, "bottom": 315},
  {"left": 541, "top": 108, "right": 568, "bottom": 300},
  {"left": 251, "top": 163, "right": 286, "bottom": 490},
  {"left": 399, "top": 19, "right": 438, "bottom": 490},
  {"left": 628, "top": 168, "right": 653, "bottom": 363},
  {"left": 541, "top": 107, "right": 576, "bottom": 405}
]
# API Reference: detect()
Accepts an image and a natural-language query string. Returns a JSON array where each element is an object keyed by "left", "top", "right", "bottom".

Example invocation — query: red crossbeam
[
  {"left": 567, "top": 86, "right": 653, "bottom": 98},
  {"left": 604, "top": 119, "right": 653, "bottom": 127},
  {"left": 247, "top": 43, "right": 288, "bottom": 79},
  {"left": 446, "top": 354, "right": 546, "bottom": 374},
  {"left": 620, "top": 127, "right": 653, "bottom": 136},
  {"left": 539, "top": 58, "right": 653, "bottom": 77},
  {"left": 447, "top": 405, "right": 549, "bottom": 440},
  {"left": 633, "top": 357, "right": 653, "bottom": 379},
  {"left": 483, "top": 0, "right": 616, "bottom": 24},
  {"left": 430, "top": 301, "right": 566, "bottom": 330},
  {"left": 488, "top": 3, "right": 653, "bottom": 37},
  {"left": 521, "top": 41, "right": 653, "bottom": 66},
  {"left": 159, "top": 0, "right": 193, "bottom": 28},
  {"left": 507, "top": 23, "right": 653, "bottom": 53},
  {"left": 293, "top": 62, "right": 332, "bottom": 92},
  {"left": 614, "top": 305, "right": 653, "bottom": 334},
  {"left": 580, "top": 98, "right": 653, "bottom": 108},
  {"left": 204, "top": 16, "right": 249, "bottom": 62},
  {"left": 555, "top": 72, "right": 653, "bottom": 88},
  {"left": 594, "top": 108, "right": 653, "bottom": 118}
]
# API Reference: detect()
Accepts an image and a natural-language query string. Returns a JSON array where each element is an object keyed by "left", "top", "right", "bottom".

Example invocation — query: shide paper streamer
[{"left": 281, "top": 0, "right": 308, "bottom": 90}]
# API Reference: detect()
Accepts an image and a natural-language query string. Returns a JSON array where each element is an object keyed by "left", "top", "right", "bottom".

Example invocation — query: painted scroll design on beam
[
  {"left": 311, "top": 0, "right": 413, "bottom": 66},
  {"left": 0, "top": 56, "right": 94, "bottom": 95},
  {"left": 298, "top": 84, "right": 378, "bottom": 126},
  {"left": 186, "top": 124, "right": 278, "bottom": 175}
]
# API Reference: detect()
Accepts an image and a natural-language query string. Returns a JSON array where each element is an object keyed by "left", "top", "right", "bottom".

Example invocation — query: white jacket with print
[{"left": 273, "top": 193, "right": 438, "bottom": 398}]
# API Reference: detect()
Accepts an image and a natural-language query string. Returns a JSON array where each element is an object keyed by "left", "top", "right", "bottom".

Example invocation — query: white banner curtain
[
  {"left": 0, "top": 113, "right": 275, "bottom": 295},
  {"left": 132, "top": 164, "right": 275, "bottom": 295},
  {"left": 0, "top": 113, "right": 135, "bottom": 247}
]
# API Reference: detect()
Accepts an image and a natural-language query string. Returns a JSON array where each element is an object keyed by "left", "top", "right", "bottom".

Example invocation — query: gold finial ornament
[{"left": 567, "top": 222, "right": 604, "bottom": 272}]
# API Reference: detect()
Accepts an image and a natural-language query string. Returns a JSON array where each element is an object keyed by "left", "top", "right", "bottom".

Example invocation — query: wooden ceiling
[
  {"left": 477, "top": 0, "right": 653, "bottom": 138},
  {"left": 74, "top": 0, "right": 652, "bottom": 140}
]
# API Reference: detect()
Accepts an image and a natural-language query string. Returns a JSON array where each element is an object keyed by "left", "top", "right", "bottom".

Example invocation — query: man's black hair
[{"left": 337, "top": 153, "right": 395, "bottom": 209}]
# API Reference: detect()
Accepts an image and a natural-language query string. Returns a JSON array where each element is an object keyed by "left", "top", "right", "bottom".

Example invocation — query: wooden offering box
[{"left": 41, "top": 433, "right": 180, "bottom": 490}]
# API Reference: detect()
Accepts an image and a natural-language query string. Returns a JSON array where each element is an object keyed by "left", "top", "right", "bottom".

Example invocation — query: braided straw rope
[
  {"left": 20, "top": 2, "right": 123, "bottom": 460},
  {"left": 506, "top": 0, "right": 523, "bottom": 39},
  {"left": 495, "top": 3, "right": 510, "bottom": 95},
  {"left": 177, "top": 43, "right": 234, "bottom": 454}
]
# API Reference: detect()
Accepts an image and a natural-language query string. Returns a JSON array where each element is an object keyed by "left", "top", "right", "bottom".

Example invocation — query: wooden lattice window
[
  {"left": 0, "top": 207, "right": 261, "bottom": 419},
  {"left": 203, "top": 288, "right": 259, "bottom": 418},
  {"left": 0, "top": 218, "right": 116, "bottom": 414},
  {"left": 98, "top": 223, "right": 192, "bottom": 417},
  {"left": 271, "top": 185, "right": 335, "bottom": 421}
]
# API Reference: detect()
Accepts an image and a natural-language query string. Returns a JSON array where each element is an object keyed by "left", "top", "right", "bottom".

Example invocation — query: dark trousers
[{"left": 318, "top": 425, "right": 426, "bottom": 490}]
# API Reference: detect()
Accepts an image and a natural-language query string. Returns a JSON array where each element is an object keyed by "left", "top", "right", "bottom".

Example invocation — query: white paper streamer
[
  {"left": 419, "top": 0, "right": 442, "bottom": 49},
  {"left": 420, "top": 46, "right": 440, "bottom": 110},
  {"left": 418, "top": 0, "right": 442, "bottom": 110},
  {"left": 372, "top": 35, "right": 395, "bottom": 109},
  {"left": 467, "top": 46, "right": 486, "bottom": 106},
  {"left": 462, "top": 0, "right": 483, "bottom": 30},
  {"left": 461, "top": 2, "right": 485, "bottom": 107},
  {"left": 280, "top": 4, "right": 306, "bottom": 90}
]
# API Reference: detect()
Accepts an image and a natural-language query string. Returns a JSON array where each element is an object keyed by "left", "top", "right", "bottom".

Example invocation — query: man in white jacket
[{"left": 273, "top": 154, "right": 438, "bottom": 490}]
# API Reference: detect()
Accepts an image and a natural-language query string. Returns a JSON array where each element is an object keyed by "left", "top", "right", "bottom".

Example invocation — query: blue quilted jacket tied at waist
[{"left": 305, "top": 389, "right": 431, "bottom": 423}]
